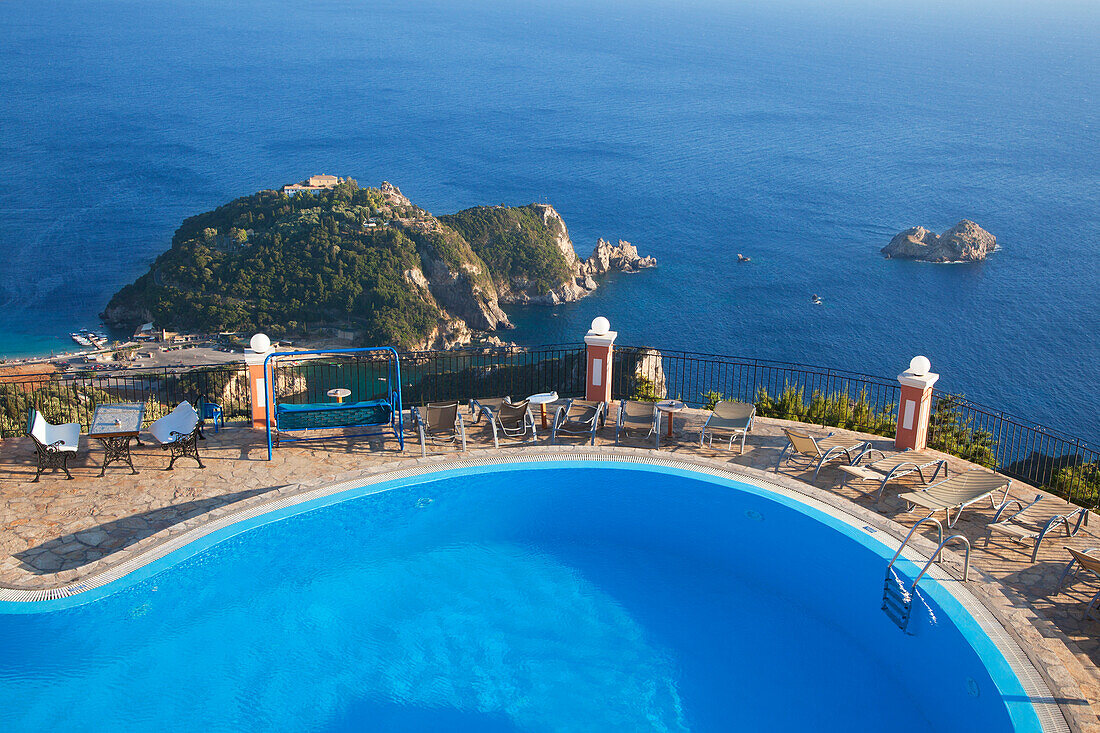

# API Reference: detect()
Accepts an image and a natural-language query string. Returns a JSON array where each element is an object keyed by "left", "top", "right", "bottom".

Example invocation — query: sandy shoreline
[
  {"left": 0, "top": 333, "right": 388, "bottom": 375},
  {"left": 0, "top": 344, "right": 245, "bottom": 374}
]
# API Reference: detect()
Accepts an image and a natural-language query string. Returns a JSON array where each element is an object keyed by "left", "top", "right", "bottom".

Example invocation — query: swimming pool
[{"left": 0, "top": 459, "right": 1050, "bottom": 731}]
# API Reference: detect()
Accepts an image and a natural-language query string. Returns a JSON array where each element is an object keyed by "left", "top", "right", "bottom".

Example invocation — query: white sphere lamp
[
  {"left": 590, "top": 316, "right": 610, "bottom": 336},
  {"left": 908, "top": 355, "right": 931, "bottom": 376},
  {"left": 250, "top": 333, "right": 272, "bottom": 354}
]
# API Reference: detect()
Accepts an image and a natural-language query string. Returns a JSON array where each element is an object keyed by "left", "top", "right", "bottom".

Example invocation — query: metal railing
[
  {"left": 268, "top": 344, "right": 587, "bottom": 408},
  {"left": 2, "top": 343, "right": 1097, "bottom": 508},
  {"left": 613, "top": 345, "right": 1098, "bottom": 507},
  {"left": 0, "top": 364, "right": 250, "bottom": 438},
  {"left": 928, "top": 391, "right": 1100, "bottom": 507},
  {"left": 613, "top": 345, "right": 902, "bottom": 437}
]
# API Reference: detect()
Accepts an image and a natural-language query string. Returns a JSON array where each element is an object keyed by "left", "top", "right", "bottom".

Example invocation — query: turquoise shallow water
[
  {"left": 0, "top": 0, "right": 1097, "bottom": 440},
  {"left": 0, "top": 464, "right": 1037, "bottom": 732}
]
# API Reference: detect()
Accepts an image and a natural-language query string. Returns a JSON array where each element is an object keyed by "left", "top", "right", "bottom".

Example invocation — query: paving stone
[
  {"left": 27, "top": 552, "right": 62, "bottom": 571},
  {"left": 75, "top": 530, "right": 108, "bottom": 547}
]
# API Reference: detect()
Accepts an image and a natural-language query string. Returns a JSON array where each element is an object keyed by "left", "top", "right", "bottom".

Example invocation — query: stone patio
[{"left": 2, "top": 405, "right": 1098, "bottom": 729}]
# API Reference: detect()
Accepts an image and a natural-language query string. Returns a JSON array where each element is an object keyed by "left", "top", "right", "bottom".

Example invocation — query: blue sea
[{"left": 1, "top": 0, "right": 1097, "bottom": 440}]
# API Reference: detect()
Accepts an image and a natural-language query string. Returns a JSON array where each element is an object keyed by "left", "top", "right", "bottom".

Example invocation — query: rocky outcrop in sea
[{"left": 881, "top": 220, "right": 997, "bottom": 262}]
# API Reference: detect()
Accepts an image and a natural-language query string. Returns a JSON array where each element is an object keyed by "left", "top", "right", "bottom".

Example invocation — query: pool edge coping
[{"left": 0, "top": 445, "right": 1090, "bottom": 732}]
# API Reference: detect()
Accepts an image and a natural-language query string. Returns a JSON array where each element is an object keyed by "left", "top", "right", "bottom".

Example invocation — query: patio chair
[
  {"left": 898, "top": 469, "right": 1011, "bottom": 528},
  {"left": 615, "top": 400, "right": 659, "bottom": 449},
  {"left": 489, "top": 399, "right": 536, "bottom": 447},
  {"left": 550, "top": 399, "right": 604, "bottom": 445},
  {"left": 411, "top": 401, "right": 467, "bottom": 457},
  {"left": 1054, "top": 547, "right": 1100, "bottom": 620},
  {"left": 469, "top": 396, "right": 512, "bottom": 424},
  {"left": 836, "top": 448, "right": 949, "bottom": 500},
  {"left": 985, "top": 495, "right": 1090, "bottom": 562},
  {"left": 699, "top": 400, "right": 755, "bottom": 453},
  {"left": 197, "top": 396, "right": 224, "bottom": 434},
  {"left": 27, "top": 408, "right": 81, "bottom": 482},
  {"left": 147, "top": 401, "right": 204, "bottom": 470},
  {"left": 776, "top": 428, "right": 870, "bottom": 481}
]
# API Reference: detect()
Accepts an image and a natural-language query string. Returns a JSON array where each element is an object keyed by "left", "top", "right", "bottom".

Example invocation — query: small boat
[
  {"left": 811, "top": 294, "right": 823, "bottom": 305},
  {"left": 737, "top": 253, "right": 751, "bottom": 263}
]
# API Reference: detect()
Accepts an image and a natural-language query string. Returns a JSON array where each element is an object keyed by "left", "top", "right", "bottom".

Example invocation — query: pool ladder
[{"left": 882, "top": 517, "right": 971, "bottom": 633}]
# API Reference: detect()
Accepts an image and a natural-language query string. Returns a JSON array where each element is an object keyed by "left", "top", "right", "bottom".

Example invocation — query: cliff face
[
  {"left": 882, "top": 220, "right": 997, "bottom": 262},
  {"left": 442, "top": 203, "right": 657, "bottom": 306},
  {"left": 102, "top": 181, "right": 655, "bottom": 349},
  {"left": 398, "top": 218, "right": 511, "bottom": 331}
]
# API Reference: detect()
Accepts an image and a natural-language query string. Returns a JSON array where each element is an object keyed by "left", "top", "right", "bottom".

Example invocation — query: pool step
[{"left": 882, "top": 567, "right": 913, "bottom": 632}]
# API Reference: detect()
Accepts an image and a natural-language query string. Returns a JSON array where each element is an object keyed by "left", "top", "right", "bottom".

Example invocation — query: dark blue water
[
  {"left": 0, "top": 465, "right": 1032, "bottom": 731},
  {"left": 1, "top": 0, "right": 1097, "bottom": 439}
]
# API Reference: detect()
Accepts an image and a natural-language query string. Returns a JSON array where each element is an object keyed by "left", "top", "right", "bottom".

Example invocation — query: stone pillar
[
  {"left": 895, "top": 356, "right": 939, "bottom": 451},
  {"left": 584, "top": 317, "right": 617, "bottom": 403},
  {"left": 244, "top": 333, "right": 274, "bottom": 430}
]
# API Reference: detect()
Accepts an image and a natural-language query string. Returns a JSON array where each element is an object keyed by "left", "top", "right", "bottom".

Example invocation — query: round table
[
  {"left": 526, "top": 391, "right": 559, "bottom": 429},
  {"left": 327, "top": 388, "right": 352, "bottom": 403},
  {"left": 655, "top": 399, "right": 686, "bottom": 439}
]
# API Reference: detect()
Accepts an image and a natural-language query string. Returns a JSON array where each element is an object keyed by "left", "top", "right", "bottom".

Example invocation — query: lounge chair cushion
[
  {"left": 276, "top": 400, "right": 392, "bottom": 431},
  {"left": 496, "top": 401, "right": 532, "bottom": 431},
  {"left": 29, "top": 411, "right": 80, "bottom": 452},
  {"left": 415, "top": 402, "right": 461, "bottom": 436},
  {"left": 149, "top": 402, "right": 200, "bottom": 445},
  {"left": 707, "top": 401, "right": 754, "bottom": 431},
  {"left": 558, "top": 401, "right": 600, "bottom": 431},
  {"left": 899, "top": 471, "right": 1009, "bottom": 511}
]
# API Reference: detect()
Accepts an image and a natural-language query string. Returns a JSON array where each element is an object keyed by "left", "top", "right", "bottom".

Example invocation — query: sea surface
[{"left": 1, "top": 0, "right": 1097, "bottom": 440}]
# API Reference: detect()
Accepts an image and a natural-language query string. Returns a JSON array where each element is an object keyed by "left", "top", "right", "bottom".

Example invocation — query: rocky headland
[
  {"left": 881, "top": 220, "right": 997, "bottom": 262},
  {"left": 102, "top": 180, "right": 656, "bottom": 350}
]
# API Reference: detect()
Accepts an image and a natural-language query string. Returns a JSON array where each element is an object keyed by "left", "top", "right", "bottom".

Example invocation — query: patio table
[
  {"left": 655, "top": 399, "right": 686, "bottom": 439},
  {"left": 327, "top": 388, "right": 352, "bottom": 403},
  {"left": 526, "top": 391, "right": 559, "bottom": 429},
  {"left": 89, "top": 402, "right": 146, "bottom": 476}
]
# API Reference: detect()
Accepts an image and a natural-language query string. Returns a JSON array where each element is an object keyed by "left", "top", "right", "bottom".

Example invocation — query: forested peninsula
[{"left": 102, "top": 180, "right": 655, "bottom": 349}]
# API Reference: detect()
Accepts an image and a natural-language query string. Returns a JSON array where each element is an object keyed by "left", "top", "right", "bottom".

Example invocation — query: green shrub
[
  {"left": 754, "top": 384, "right": 896, "bottom": 437},
  {"left": 927, "top": 394, "right": 996, "bottom": 467},
  {"left": 1051, "top": 461, "right": 1100, "bottom": 507},
  {"left": 629, "top": 376, "right": 661, "bottom": 402}
]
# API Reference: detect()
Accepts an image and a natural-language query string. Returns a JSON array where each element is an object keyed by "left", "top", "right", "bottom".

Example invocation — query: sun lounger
[
  {"left": 27, "top": 408, "right": 81, "bottom": 481},
  {"left": 985, "top": 495, "right": 1090, "bottom": 562},
  {"left": 550, "top": 399, "right": 604, "bottom": 445},
  {"left": 776, "top": 428, "right": 870, "bottom": 481},
  {"left": 469, "top": 397, "right": 512, "bottom": 424},
  {"left": 699, "top": 400, "right": 755, "bottom": 453},
  {"left": 898, "top": 469, "right": 1011, "bottom": 527},
  {"left": 1055, "top": 547, "right": 1100, "bottom": 620},
  {"left": 615, "top": 400, "right": 659, "bottom": 448},
  {"left": 411, "top": 401, "right": 467, "bottom": 457},
  {"left": 489, "top": 399, "right": 536, "bottom": 447},
  {"left": 837, "top": 448, "right": 949, "bottom": 499},
  {"left": 147, "top": 401, "right": 204, "bottom": 470}
]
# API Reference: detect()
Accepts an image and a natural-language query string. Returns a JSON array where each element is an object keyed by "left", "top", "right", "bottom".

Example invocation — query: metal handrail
[
  {"left": 912, "top": 534, "right": 972, "bottom": 587},
  {"left": 886, "top": 517, "right": 944, "bottom": 573}
]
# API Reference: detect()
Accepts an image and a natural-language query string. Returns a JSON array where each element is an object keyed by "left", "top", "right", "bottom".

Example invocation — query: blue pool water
[
  {"left": 0, "top": 463, "right": 1038, "bottom": 732},
  {"left": 1, "top": 0, "right": 1098, "bottom": 441}
]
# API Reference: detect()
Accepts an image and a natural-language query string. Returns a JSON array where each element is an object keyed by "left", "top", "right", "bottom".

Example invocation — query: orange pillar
[
  {"left": 244, "top": 333, "right": 274, "bottom": 430},
  {"left": 584, "top": 317, "right": 616, "bottom": 403},
  {"left": 895, "top": 356, "right": 939, "bottom": 451}
]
